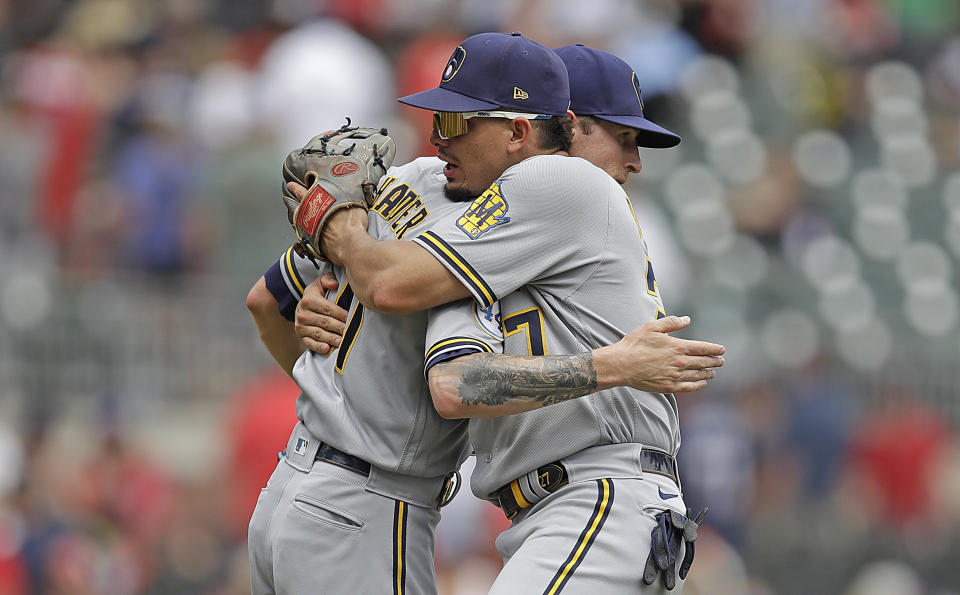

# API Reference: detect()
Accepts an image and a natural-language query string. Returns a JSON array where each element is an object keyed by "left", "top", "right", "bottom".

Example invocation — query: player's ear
[{"left": 505, "top": 117, "right": 535, "bottom": 154}]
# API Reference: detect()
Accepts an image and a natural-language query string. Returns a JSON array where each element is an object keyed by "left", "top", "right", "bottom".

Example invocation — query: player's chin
[{"left": 443, "top": 182, "right": 480, "bottom": 203}]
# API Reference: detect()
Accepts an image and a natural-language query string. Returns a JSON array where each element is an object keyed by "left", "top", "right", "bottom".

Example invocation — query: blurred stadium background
[{"left": 1, "top": 0, "right": 959, "bottom": 593}]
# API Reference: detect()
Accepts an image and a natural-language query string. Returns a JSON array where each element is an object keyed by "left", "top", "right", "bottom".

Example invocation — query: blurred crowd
[{"left": 1, "top": 0, "right": 959, "bottom": 593}]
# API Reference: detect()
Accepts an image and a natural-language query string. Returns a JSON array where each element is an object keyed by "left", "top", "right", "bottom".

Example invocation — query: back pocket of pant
[{"left": 292, "top": 494, "right": 364, "bottom": 531}]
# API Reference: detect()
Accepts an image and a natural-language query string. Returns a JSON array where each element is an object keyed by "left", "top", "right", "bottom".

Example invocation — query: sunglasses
[{"left": 432, "top": 111, "right": 553, "bottom": 140}]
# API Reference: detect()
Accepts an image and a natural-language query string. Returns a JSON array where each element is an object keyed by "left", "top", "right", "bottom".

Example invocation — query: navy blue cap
[
  {"left": 555, "top": 44, "right": 680, "bottom": 148},
  {"left": 398, "top": 32, "right": 570, "bottom": 116}
]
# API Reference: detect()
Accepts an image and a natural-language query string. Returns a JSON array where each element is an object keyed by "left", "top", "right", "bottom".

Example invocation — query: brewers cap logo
[
  {"left": 442, "top": 46, "right": 467, "bottom": 83},
  {"left": 632, "top": 72, "right": 645, "bottom": 114},
  {"left": 457, "top": 182, "right": 510, "bottom": 239}
]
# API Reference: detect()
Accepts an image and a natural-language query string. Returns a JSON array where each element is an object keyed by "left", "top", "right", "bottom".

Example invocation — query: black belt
[
  {"left": 312, "top": 444, "right": 460, "bottom": 508},
  {"left": 316, "top": 443, "right": 371, "bottom": 476},
  {"left": 495, "top": 449, "right": 680, "bottom": 520}
]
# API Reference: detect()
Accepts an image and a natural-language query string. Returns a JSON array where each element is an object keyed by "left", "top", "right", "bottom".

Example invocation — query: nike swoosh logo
[{"left": 658, "top": 487, "right": 678, "bottom": 500}]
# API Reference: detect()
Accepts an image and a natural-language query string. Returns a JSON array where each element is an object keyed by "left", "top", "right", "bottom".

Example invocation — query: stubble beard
[{"left": 443, "top": 183, "right": 480, "bottom": 203}]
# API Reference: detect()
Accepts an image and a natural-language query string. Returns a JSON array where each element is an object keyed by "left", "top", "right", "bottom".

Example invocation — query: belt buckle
[
  {"left": 496, "top": 487, "right": 519, "bottom": 520},
  {"left": 438, "top": 471, "right": 462, "bottom": 508},
  {"left": 500, "top": 497, "right": 518, "bottom": 520}
]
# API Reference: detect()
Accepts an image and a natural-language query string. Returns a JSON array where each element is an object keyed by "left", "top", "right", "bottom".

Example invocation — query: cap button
[
  {"left": 510, "top": 31, "right": 522, "bottom": 36},
  {"left": 575, "top": 43, "right": 585, "bottom": 46}
]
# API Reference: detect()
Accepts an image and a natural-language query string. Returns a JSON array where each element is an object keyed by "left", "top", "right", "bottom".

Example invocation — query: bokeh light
[
  {"left": 679, "top": 54, "right": 741, "bottom": 102},
  {"left": 852, "top": 207, "right": 911, "bottom": 261},
  {"left": 904, "top": 283, "right": 958, "bottom": 336},
  {"left": 865, "top": 61, "right": 924, "bottom": 103},
  {"left": 677, "top": 199, "right": 736, "bottom": 255},
  {"left": 851, "top": 168, "right": 909, "bottom": 211},
  {"left": 792, "top": 130, "right": 853, "bottom": 188},
  {"left": 690, "top": 91, "right": 752, "bottom": 140},
  {"left": 663, "top": 163, "right": 727, "bottom": 213},
  {"left": 879, "top": 135, "right": 937, "bottom": 188},
  {"left": 760, "top": 309, "right": 820, "bottom": 370},
  {"left": 946, "top": 210, "right": 960, "bottom": 260},
  {"left": 1, "top": 270, "right": 52, "bottom": 331},
  {"left": 818, "top": 278, "right": 876, "bottom": 332},
  {"left": 706, "top": 129, "right": 768, "bottom": 183},
  {"left": 835, "top": 319, "right": 893, "bottom": 372},
  {"left": 869, "top": 97, "right": 928, "bottom": 139},
  {"left": 895, "top": 241, "right": 953, "bottom": 290},
  {"left": 942, "top": 171, "right": 960, "bottom": 211},
  {"left": 709, "top": 234, "right": 770, "bottom": 290},
  {"left": 801, "top": 235, "right": 862, "bottom": 290}
]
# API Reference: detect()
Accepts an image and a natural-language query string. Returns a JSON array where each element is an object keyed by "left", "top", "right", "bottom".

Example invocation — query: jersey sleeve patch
[
  {"left": 413, "top": 231, "right": 496, "bottom": 308},
  {"left": 456, "top": 181, "right": 509, "bottom": 239},
  {"left": 474, "top": 302, "right": 503, "bottom": 340},
  {"left": 424, "top": 337, "right": 493, "bottom": 377}
]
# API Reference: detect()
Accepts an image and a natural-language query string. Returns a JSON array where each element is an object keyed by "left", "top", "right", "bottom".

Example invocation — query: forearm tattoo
[{"left": 453, "top": 353, "right": 598, "bottom": 409}]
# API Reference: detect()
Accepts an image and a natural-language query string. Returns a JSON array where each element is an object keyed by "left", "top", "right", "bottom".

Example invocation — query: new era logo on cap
[{"left": 397, "top": 32, "right": 570, "bottom": 116}]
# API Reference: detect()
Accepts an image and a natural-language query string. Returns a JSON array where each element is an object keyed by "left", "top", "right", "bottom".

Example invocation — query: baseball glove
[{"left": 282, "top": 119, "right": 396, "bottom": 261}]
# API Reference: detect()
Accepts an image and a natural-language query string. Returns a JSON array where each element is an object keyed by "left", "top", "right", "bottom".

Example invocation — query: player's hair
[
  {"left": 532, "top": 116, "right": 573, "bottom": 152},
  {"left": 577, "top": 115, "right": 600, "bottom": 135}
]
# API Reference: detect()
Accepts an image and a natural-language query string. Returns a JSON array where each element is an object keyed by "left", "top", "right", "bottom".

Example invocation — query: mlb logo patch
[{"left": 294, "top": 436, "right": 309, "bottom": 456}]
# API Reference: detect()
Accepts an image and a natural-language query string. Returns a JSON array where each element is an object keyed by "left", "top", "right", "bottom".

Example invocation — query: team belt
[
  {"left": 494, "top": 449, "right": 680, "bottom": 520},
  {"left": 314, "top": 443, "right": 461, "bottom": 508},
  {"left": 316, "top": 443, "right": 372, "bottom": 476}
]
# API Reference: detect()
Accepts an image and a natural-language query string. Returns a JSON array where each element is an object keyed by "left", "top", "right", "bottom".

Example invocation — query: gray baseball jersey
[
  {"left": 412, "top": 154, "right": 691, "bottom": 593},
  {"left": 249, "top": 157, "right": 500, "bottom": 595},
  {"left": 283, "top": 156, "right": 495, "bottom": 480},
  {"left": 412, "top": 154, "right": 679, "bottom": 499}
]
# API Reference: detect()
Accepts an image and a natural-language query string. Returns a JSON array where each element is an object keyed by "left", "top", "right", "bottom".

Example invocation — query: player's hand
[
  {"left": 596, "top": 316, "right": 725, "bottom": 394},
  {"left": 319, "top": 207, "right": 370, "bottom": 266},
  {"left": 295, "top": 273, "right": 348, "bottom": 354}
]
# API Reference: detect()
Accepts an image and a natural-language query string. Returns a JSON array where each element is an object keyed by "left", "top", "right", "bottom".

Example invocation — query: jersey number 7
[{"left": 502, "top": 307, "right": 547, "bottom": 356}]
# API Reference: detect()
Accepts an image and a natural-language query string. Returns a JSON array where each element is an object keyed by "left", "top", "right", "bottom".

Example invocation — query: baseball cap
[
  {"left": 555, "top": 44, "right": 680, "bottom": 148},
  {"left": 397, "top": 32, "right": 570, "bottom": 116}
]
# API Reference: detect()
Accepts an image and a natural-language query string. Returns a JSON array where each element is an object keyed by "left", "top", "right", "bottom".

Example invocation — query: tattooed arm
[
  {"left": 428, "top": 316, "right": 726, "bottom": 419},
  {"left": 429, "top": 352, "right": 599, "bottom": 418}
]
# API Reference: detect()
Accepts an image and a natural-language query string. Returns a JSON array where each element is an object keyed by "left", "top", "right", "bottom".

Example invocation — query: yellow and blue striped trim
[
  {"left": 424, "top": 337, "right": 493, "bottom": 375},
  {"left": 542, "top": 479, "right": 614, "bottom": 595},
  {"left": 282, "top": 246, "right": 307, "bottom": 298},
  {"left": 413, "top": 231, "right": 496, "bottom": 308},
  {"left": 335, "top": 293, "right": 364, "bottom": 374},
  {"left": 393, "top": 500, "right": 408, "bottom": 595}
]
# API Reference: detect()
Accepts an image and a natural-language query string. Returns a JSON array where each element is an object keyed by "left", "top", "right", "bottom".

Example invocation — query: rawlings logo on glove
[
  {"left": 281, "top": 119, "right": 397, "bottom": 261},
  {"left": 296, "top": 185, "right": 337, "bottom": 236}
]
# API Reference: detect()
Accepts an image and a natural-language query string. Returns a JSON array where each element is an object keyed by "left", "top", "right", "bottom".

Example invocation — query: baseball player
[
  {"left": 288, "top": 40, "right": 712, "bottom": 593},
  {"left": 248, "top": 35, "right": 721, "bottom": 595}
]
